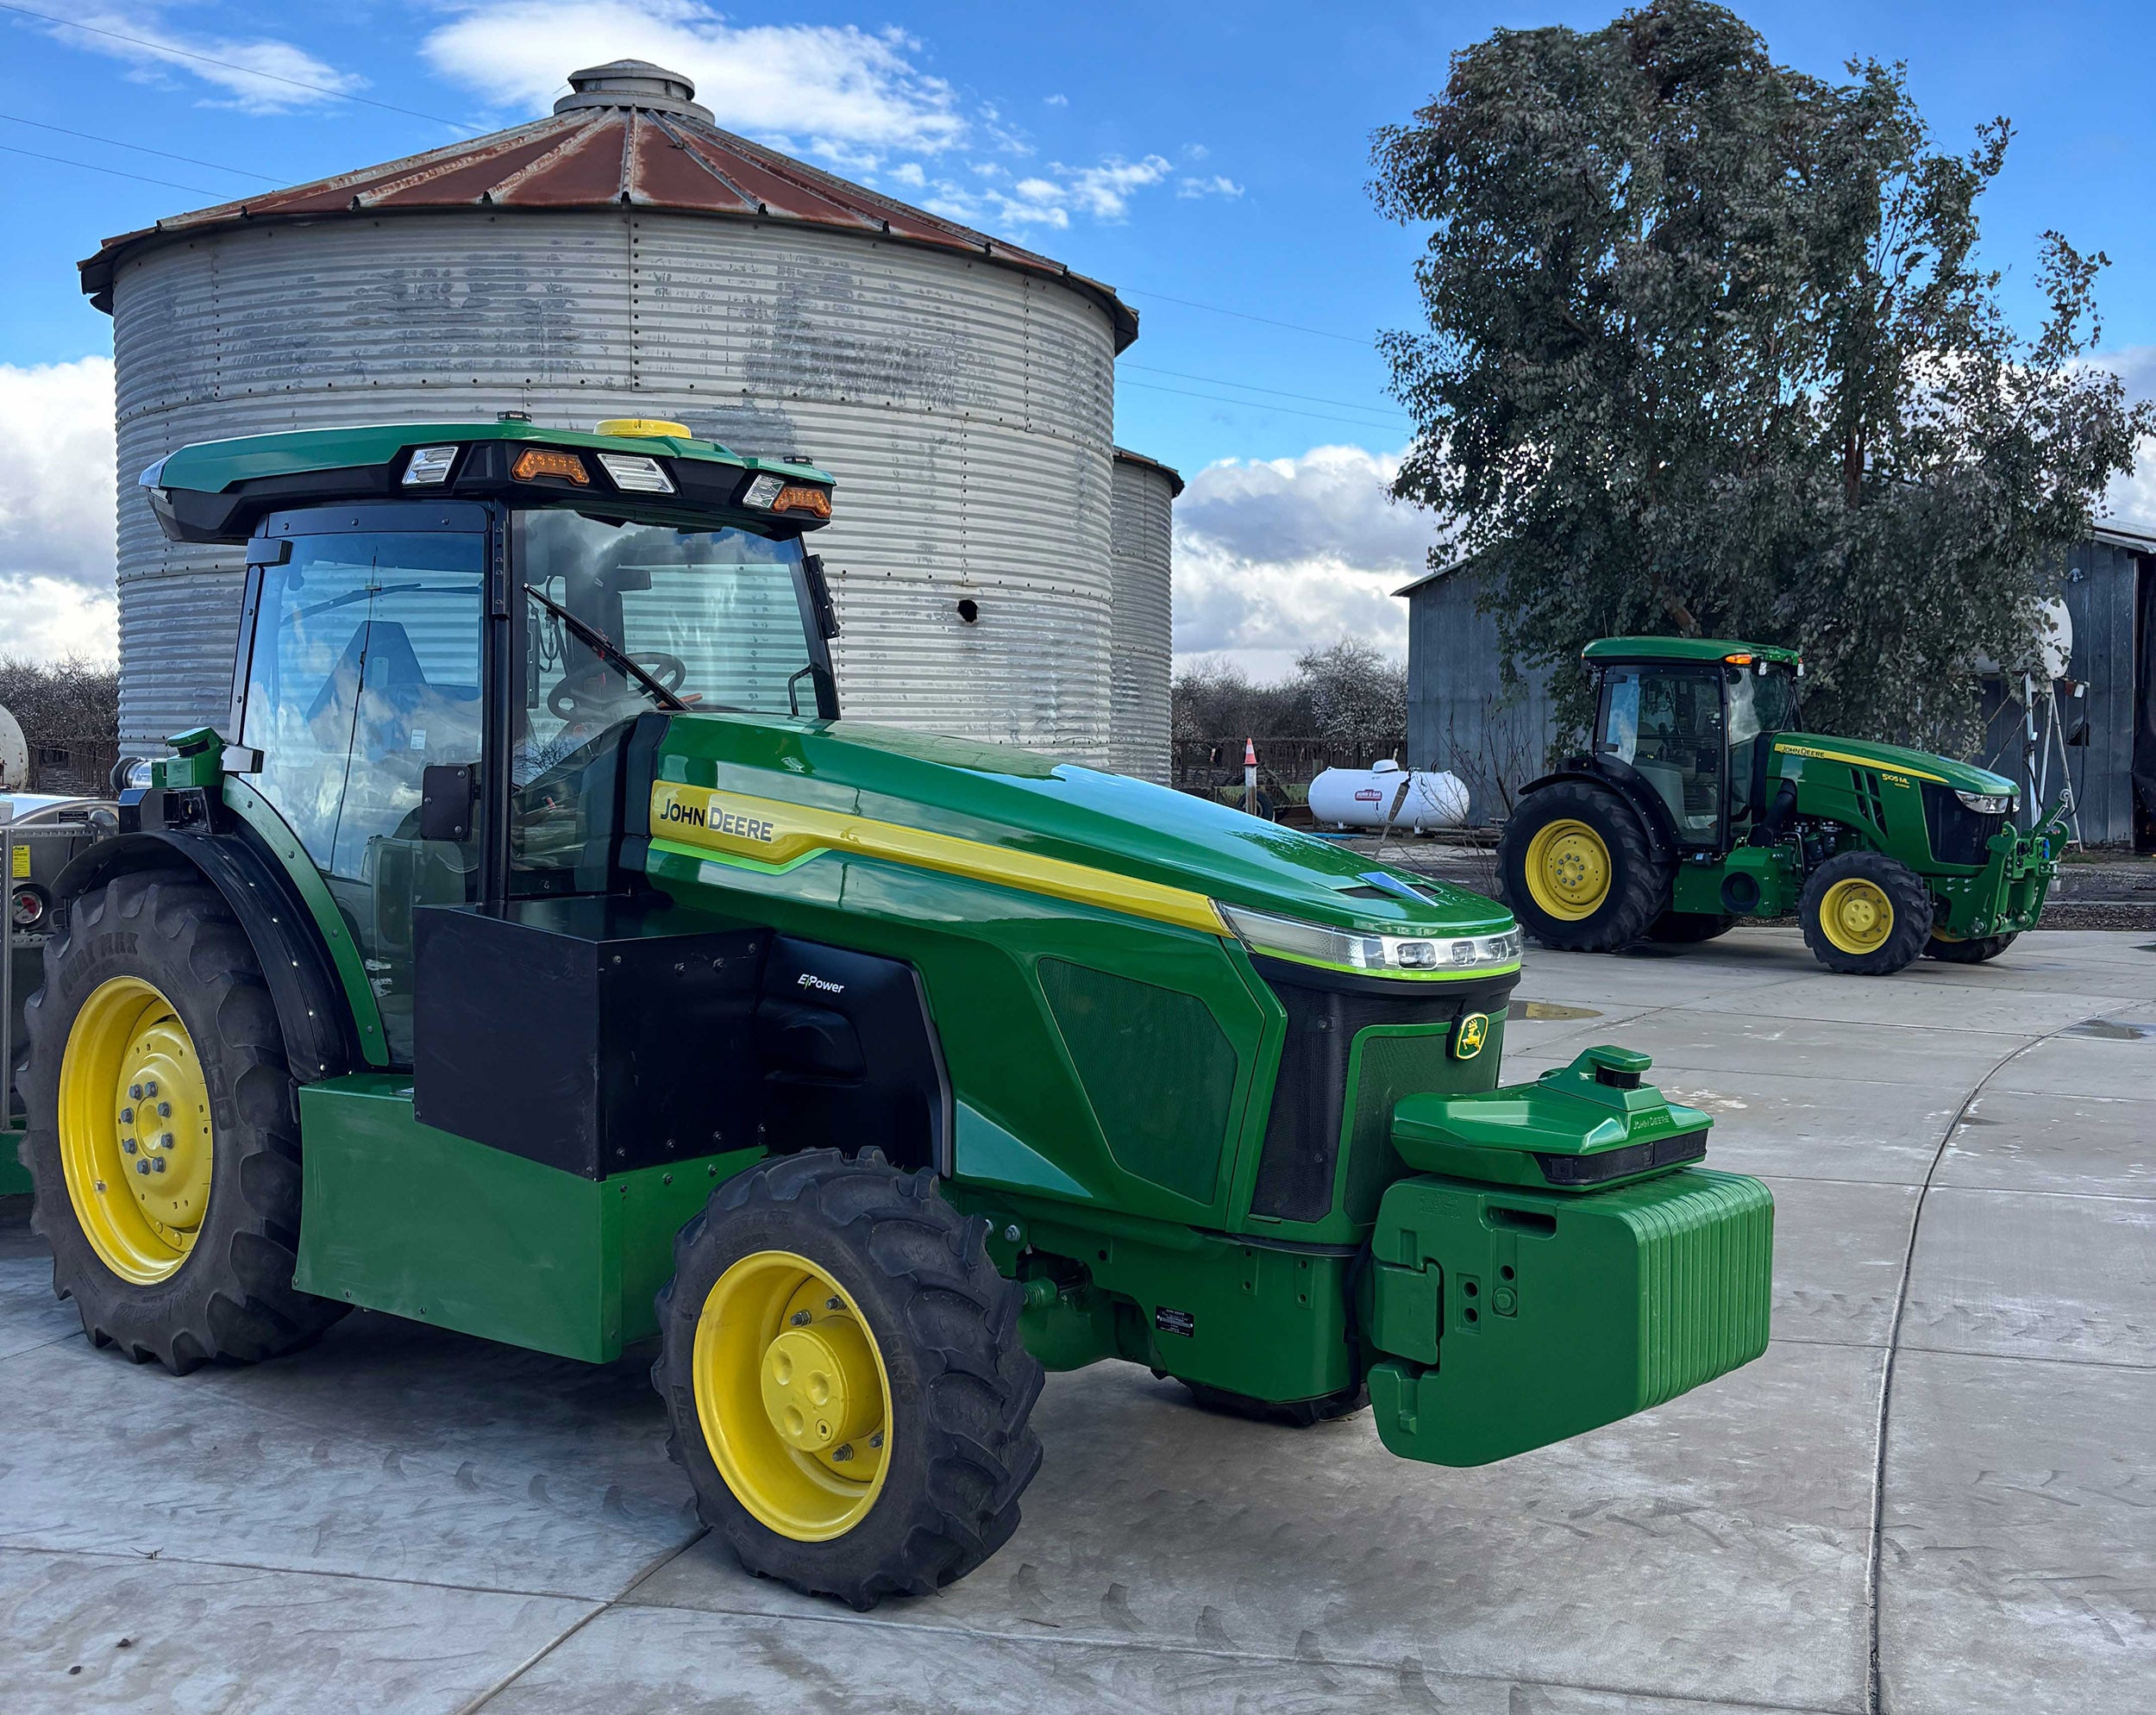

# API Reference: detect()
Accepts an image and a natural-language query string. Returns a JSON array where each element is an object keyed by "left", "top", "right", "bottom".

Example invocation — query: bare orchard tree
[{"left": 1297, "top": 640, "right": 1407, "bottom": 750}]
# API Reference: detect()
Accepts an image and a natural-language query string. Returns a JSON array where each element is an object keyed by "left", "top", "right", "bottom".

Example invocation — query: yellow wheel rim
[
  {"left": 692, "top": 1249, "right": 893, "bottom": 1542},
  {"left": 57, "top": 976, "right": 214, "bottom": 1285},
  {"left": 1821, "top": 878, "right": 1894, "bottom": 955},
  {"left": 1523, "top": 818, "right": 1612, "bottom": 920}
]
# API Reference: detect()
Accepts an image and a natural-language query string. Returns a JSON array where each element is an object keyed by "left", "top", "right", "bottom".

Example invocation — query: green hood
[
  {"left": 1773, "top": 733, "right": 2016, "bottom": 798},
  {"left": 656, "top": 715, "right": 1514, "bottom": 938}
]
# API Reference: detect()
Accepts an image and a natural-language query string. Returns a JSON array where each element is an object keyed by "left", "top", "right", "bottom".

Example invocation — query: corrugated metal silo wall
[
  {"left": 1975, "top": 540, "right": 2141, "bottom": 845},
  {"left": 1405, "top": 566, "right": 1557, "bottom": 823},
  {"left": 1107, "top": 457, "right": 1173, "bottom": 781},
  {"left": 110, "top": 211, "right": 1116, "bottom": 757}
]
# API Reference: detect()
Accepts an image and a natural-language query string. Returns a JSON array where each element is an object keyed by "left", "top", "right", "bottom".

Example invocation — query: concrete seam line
[
  {"left": 1864, "top": 1017, "right": 2079, "bottom": 1715},
  {"left": 455, "top": 1531, "right": 709, "bottom": 1714},
  {"left": 575, "top": 1597, "right": 1852, "bottom": 1715},
  {"left": 0, "top": 1538, "right": 650, "bottom": 1602}
]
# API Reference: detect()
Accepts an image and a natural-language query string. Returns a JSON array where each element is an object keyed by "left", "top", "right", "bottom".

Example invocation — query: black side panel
[
  {"left": 412, "top": 894, "right": 768, "bottom": 1177},
  {"left": 755, "top": 938, "right": 950, "bottom": 1174},
  {"left": 1248, "top": 959, "right": 1514, "bottom": 1224},
  {"left": 52, "top": 828, "right": 355, "bottom": 1084}
]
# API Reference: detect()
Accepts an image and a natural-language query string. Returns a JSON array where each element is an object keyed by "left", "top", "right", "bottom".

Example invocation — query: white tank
[
  {"left": 0, "top": 704, "right": 26, "bottom": 792},
  {"left": 1307, "top": 759, "right": 1470, "bottom": 832},
  {"left": 85, "top": 60, "right": 1143, "bottom": 762}
]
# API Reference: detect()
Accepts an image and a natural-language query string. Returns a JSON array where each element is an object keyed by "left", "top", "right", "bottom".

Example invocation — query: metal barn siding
[
  {"left": 1402, "top": 565, "right": 1556, "bottom": 823},
  {"left": 89, "top": 62, "right": 1134, "bottom": 759},
  {"left": 1977, "top": 531, "right": 2149, "bottom": 846},
  {"left": 1108, "top": 449, "right": 1181, "bottom": 782}
]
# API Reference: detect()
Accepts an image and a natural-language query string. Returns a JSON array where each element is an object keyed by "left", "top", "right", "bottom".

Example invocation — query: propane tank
[
  {"left": 1307, "top": 759, "right": 1470, "bottom": 832},
  {"left": 0, "top": 704, "right": 27, "bottom": 793}
]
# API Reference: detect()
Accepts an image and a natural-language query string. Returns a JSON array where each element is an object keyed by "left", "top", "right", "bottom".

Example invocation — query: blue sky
[{"left": 5, "top": 1, "right": 2156, "bottom": 671}]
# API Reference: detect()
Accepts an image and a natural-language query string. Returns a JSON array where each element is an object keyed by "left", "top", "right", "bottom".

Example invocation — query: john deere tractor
[
  {"left": 15, "top": 422, "right": 1773, "bottom": 1609},
  {"left": 1499, "top": 637, "right": 2067, "bottom": 974}
]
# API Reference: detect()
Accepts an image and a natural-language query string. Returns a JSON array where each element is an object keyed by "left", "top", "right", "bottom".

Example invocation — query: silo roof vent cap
[{"left": 554, "top": 60, "right": 713, "bottom": 122}]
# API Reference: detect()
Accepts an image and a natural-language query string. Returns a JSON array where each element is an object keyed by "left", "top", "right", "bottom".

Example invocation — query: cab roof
[
  {"left": 1582, "top": 635, "right": 1802, "bottom": 667},
  {"left": 140, "top": 420, "right": 835, "bottom": 547}
]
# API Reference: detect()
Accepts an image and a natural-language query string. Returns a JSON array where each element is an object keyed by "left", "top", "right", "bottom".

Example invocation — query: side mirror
[
  {"left": 419, "top": 763, "right": 477, "bottom": 842},
  {"left": 803, "top": 554, "right": 841, "bottom": 640}
]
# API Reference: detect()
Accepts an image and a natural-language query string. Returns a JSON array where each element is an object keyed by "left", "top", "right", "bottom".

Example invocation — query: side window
[
  {"left": 1605, "top": 668, "right": 1722, "bottom": 842},
  {"left": 241, "top": 528, "right": 486, "bottom": 1059}
]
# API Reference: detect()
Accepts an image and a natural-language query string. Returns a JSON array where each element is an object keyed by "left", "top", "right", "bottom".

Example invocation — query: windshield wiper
[{"left": 523, "top": 583, "right": 687, "bottom": 712}]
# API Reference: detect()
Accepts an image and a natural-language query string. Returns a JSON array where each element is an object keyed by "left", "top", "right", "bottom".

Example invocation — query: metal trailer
[
  {"left": 3, "top": 798, "right": 110, "bottom": 1193},
  {"left": 84, "top": 60, "right": 1144, "bottom": 769},
  {"left": 1108, "top": 448, "right": 1181, "bottom": 784}
]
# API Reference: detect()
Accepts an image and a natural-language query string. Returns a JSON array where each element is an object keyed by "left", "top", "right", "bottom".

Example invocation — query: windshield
[{"left": 512, "top": 510, "right": 816, "bottom": 892}]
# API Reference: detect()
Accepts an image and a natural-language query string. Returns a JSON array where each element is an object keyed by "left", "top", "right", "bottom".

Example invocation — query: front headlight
[
  {"left": 1956, "top": 790, "right": 2015, "bottom": 816},
  {"left": 1218, "top": 903, "right": 1521, "bottom": 977}
]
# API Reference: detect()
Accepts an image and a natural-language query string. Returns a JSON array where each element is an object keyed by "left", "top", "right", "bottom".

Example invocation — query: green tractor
[
  {"left": 1498, "top": 637, "right": 2068, "bottom": 974},
  {"left": 13, "top": 422, "right": 1774, "bottom": 1608}
]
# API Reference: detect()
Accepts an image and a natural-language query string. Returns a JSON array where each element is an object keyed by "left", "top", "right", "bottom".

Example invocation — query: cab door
[{"left": 235, "top": 502, "right": 493, "bottom": 1061}]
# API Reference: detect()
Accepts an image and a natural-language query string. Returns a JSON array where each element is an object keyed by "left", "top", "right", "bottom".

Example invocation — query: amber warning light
[
  {"left": 512, "top": 448, "right": 591, "bottom": 485},
  {"left": 773, "top": 485, "right": 831, "bottom": 518}
]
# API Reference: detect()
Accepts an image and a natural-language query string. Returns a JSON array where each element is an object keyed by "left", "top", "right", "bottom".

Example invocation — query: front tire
[
  {"left": 21, "top": 870, "right": 346, "bottom": 1372},
  {"left": 1498, "top": 781, "right": 1670, "bottom": 950},
  {"left": 1799, "top": 852, "right": 1933, "bottom": 974},
  {"left": 653, "top": 1149, "right": 1044, "bottom": 1610},
  {"left": 1926, "top": 931, "right": 2018, "bottom": 964}
]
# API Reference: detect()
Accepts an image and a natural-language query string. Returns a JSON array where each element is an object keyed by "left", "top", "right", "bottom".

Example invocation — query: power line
[
  {"left": 0, "top": 4, "right": 472, "bottom": 132},
  {"left": 1121, "top": 287, "right": 1376, "bottom": 347},
  {"left": 0, "top": 112, "right": 280, "bottom": 181},
  {"left": 1119, "top": 377, "right": 1413, "bottom": 435},
  {"left": 0, "top": 141, "right": 216, "bottom": 196},
  {"left": 1119, "top": 360, "right": 1408, "bottom": 420}
]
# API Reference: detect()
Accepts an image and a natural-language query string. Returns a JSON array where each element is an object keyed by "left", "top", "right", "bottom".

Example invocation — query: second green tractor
[{"left": 1499, "top": 637, "right": 2067, "bottom": 975}]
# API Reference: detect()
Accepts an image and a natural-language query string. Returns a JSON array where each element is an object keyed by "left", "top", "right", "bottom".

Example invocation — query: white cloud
[
  {"left": 0, "top": 357, "right": 118, "bottom": 665},
  {"left": 1044, "top": 93, "right": 1068, "bottom": 107},
  {"left": 2096, "top": 345, "right": 2156, "bottom": 531},
  {"left": 1060, "top": 155, "right": 1171, "bottom": 219},
  {"left": 1177, "top": 174, "right": 1244, "bottom": 200},
  {"left": 33, "top": 6, "right": 365, "bottom": 116},
  {"left": 1174, "top": 445, "right": 1435, "bottom": 681},
  {"left": 0, "top": 358, "right": 116, "bottom": 590},
  {"left": 0, "top": 578, "right": 119, "bottom": 666},
  {"left": 423, "top": 3, "right": 966, "bottom": 153}
]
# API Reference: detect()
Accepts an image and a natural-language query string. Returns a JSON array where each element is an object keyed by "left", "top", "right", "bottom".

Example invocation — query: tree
[
  {"left": 0, "top": 656, "right": 118, "bottom": 745},
  {"left": 1369, "top": 0, "right": 2153, "bottom": 745},
  {"left": 1297, "top": 639, "right": 1407, "bottom": 747}
]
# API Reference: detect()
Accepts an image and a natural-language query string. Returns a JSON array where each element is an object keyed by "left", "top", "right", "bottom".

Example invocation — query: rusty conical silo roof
[{"left": 77, "top": 59, "right": 1138, "bottom": 350}]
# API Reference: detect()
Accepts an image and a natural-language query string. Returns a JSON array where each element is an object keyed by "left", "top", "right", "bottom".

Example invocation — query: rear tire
[
  {"left": 1926, "top": 931, "right": 2018, "bottom": 964},
  {"left": 21, "top": 870, "right": 346, "bottom": 1373},
  {"left": 1648, "top": 911, "right": 1733, "bottom": 943},
  {"left": 653, "top": 1149, "right": 1044, "bottom": 1610},
  {"left": 1799, "top": 852, "right": 1933, "bottom": 975},
  {"left": 1498, "top": 781, "right": 1670, "bottom": 951}
]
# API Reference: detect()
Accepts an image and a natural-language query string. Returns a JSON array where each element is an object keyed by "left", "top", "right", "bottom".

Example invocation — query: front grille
[
  {"left": 1248, "top": 958, "right": 1515, "bottom": 1224},
  {"left": 1921, "top": 784, "right": 2005, "bottom": 867}
]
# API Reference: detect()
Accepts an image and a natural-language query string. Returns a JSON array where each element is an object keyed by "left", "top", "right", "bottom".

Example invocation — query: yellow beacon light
[{"left": 596, "top": 418, "right": 693, "bottom": 440}]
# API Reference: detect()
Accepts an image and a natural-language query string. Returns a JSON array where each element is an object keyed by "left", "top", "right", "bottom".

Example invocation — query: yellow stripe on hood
[{"left": 650, "top": 781, "right": 1227, "bottom": 936}]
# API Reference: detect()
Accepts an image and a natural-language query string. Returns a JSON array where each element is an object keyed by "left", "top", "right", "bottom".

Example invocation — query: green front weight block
[{"left": 1369, "top": 1045, "right": 1773, "bottom": 1467}]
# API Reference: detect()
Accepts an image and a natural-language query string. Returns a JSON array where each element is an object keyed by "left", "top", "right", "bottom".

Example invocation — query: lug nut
[
  {"left": 135, "top": 1161, "right": 149, "bottom": 1176},
  {"left": 824, "top": 1296, "right": 841, "bottom": 1311},
  {"left": 160, "top": 1134, "right": 174, "bottom": 1150},
  {"left": 157, "top": 1102, "right": 171, "bottom": 1118},
  {"left": 128, "top": 1084, "right": 143, "bottom": 1100},
  {"left": 151, "top": 1158, "right": 167, "bottom": 1174},
  {"left": 120, "top": 1108, "right": 134, "bottom": 1125},
  {"left": 831, "top": 1443, "right": 854, "bottom": 1462},
  {"left": 789, "top": 1309, "right": 813, "bottom": 1326},
  {"left": 122, "top": 1138, "right": 137, "bottom": 1155},
  {"left": 143, "top": 1080, "right": 157, "bottom": 1097}
]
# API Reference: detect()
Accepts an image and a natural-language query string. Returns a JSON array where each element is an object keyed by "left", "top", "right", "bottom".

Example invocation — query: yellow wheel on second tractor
[
  {"left": 1798, "top": 851, "right": 1933, "bottom": 975},
  {"left": 1497, "top": 780, "right": 1671, "bottom": 952}
]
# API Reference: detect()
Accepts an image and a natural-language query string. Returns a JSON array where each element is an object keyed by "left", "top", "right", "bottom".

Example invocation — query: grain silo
[
  {"left": 79, "top": 60, "right": 1145, "bottom": 763},
  {"left": 1108, "top": 448, "right": 1181, "bottom": 782}
]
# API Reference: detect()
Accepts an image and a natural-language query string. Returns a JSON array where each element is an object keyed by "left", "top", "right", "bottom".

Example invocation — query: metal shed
[
  {"left": 1398, "top": 560, "right": 1556, "bottom": 823},
  {"left": 79, "top": 60, "right": 1146, "bottom": 766},
  {"left": 1107, "top": 448, "right": 1181, "bottom": 784}
]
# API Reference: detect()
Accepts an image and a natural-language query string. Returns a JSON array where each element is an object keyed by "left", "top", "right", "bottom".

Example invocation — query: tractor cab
[
  {"left": 1585, "top": 637, "right": 1802, "bottom": 854},
  {"left": 140, "top": 418, "right": 840, "bottom": 1055}
]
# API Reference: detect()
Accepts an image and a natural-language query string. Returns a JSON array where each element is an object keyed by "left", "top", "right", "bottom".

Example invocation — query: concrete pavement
[{"left": 3, "top": 929, "right": 2150, "bottom": 1712}]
